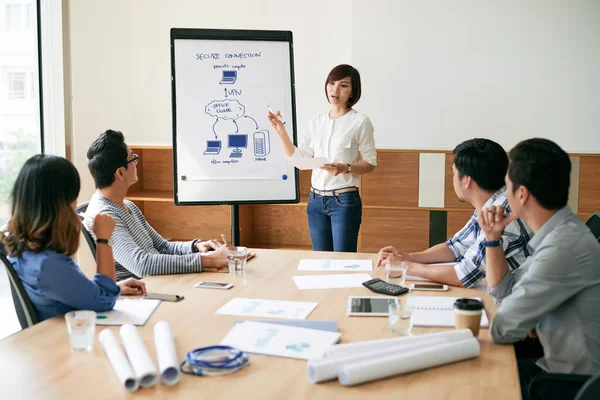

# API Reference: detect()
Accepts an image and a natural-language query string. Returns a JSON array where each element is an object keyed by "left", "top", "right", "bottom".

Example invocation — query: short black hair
[
  {"left": 508, "top": 138, "right": 571, "bottom": 210},
  {"left": 453, "top": 138, "right": 508, "bottom": 192},
  {"left": 325, "top": 64, "right": 362, "bottom": 108},
  {"left": 87, "top": 130, "right": 129, "bottom": 189}
]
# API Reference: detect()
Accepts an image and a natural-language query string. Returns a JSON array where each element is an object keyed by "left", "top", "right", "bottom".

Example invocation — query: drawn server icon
[{"left": 253, "top": 131, "right": 270, "bottom": 157}]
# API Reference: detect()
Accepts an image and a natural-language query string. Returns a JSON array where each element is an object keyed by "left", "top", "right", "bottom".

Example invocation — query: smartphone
[
  {"left": 409, "top": 283, "right": 449, "bottom": 291},
  {"left": 194, "top": 281, "right": 233, "bottom": 290},
  {"left": 144, "top": 293, "right": 184, "bottom": 302}
]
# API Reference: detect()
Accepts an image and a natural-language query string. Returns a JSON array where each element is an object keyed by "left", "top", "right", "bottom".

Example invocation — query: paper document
[
  {"left": 221, "top": 321, "right": 341, "bottom": 360},
  {"left": 292, "top": 273, "right": 372, "bottom": 290},
  {"left": 405, "top": 262, "right": 457, "bottom": 282},
  {"left": 291, "top": 157, "right": 329, "bottom": 170},
  {"left": 408, "top": 296, "right": 489, "bottom": 327},
  {"left": 216, "top": 298, "right": 318, "bottom": 320},
  {"left": 96, "top": 298, "right": 161, "bottom": 326},
  {"left": 298, "top": 259, "right": 373, "bottom": 271}
]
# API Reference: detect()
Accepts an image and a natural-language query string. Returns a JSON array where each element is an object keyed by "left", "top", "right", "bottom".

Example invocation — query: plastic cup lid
[{"left": 453, "top": 298, "right": 484, "bottom": 311}]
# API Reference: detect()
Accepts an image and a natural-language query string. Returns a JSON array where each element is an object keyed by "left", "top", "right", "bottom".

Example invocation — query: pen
[
  {"left": 221, "top": 234, "right": 228, "bottom": 245},
  {"left": 97, "top": 315, "right": 107, "bottom": 319},
  {"left": 268, "top": 106, "right": 286, "bottom": 124}
]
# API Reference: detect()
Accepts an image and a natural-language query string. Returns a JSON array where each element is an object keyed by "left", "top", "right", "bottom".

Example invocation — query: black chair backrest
[
  {"left": 76, "top": 202, "right": 97, "bottom": 260},
  {"left": 576, "top": 374, "right": 600, "bottom": 400},
  {"left": 0, "top": 251, "right": 39, "bottom": 329},
  {"left": 585, "top": 212, "right": 600, "bottom": 243}
]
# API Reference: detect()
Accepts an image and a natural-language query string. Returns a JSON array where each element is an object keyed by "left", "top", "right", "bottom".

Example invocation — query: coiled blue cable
[{"left": 180, "top": 345, "right": 250, "bottom": 376}]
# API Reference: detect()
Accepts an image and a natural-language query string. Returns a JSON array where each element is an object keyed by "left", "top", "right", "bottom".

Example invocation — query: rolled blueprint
[
  {"left": 99, "top": 329, "right": 139, "bottom": 392},
  {"left": 120, "top": 324, "right": 158, "bottom": 388},
  {"left": 326, "top": 328, "right": 473, "bottom": 358},
  {"left": 307, "top": 337, "right": 447, "bottom": 383},
  {"left": 338, "top": 338, "right": 480, "bottom": 386},
  {"left": 154, "top": 321, "right": 181, "bottom": 385}
]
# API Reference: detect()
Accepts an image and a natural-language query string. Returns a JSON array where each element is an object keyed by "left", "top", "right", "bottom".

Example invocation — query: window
[
  {"left": 1, "top": 1, "right": 42, "bottom": 225},
  {"left": 5, "top": 3, "right": 22, "bottom": 30},
  {"left": 7, "top": 72, "right": 26, "bottom": 99}
]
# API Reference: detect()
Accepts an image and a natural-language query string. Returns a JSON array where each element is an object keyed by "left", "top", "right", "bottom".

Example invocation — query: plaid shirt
[{"left": 445, "top": 187, "right": 533, "bottom": 288}]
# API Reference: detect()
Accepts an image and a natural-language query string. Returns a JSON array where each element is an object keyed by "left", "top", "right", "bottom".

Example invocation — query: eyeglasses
[{"left": 126, "top": 154, "right": 139, "bottom": 165}]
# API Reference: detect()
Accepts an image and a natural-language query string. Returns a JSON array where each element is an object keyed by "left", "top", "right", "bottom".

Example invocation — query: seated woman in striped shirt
[
  {"left": 0, "top": 155, "right": 145, "bottom": 322},
  {"left": 84, "top": 130, "right": 230, "bottom": 281}
]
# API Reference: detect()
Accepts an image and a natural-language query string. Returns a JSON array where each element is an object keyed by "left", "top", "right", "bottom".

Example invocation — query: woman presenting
[{"left": 268, "top": 64, "right": 377, "bottom": 252}]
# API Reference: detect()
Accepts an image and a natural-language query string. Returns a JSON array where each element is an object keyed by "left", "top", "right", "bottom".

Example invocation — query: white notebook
[{"left": 408, "top": 296, "right": 489, "bottom": 328}]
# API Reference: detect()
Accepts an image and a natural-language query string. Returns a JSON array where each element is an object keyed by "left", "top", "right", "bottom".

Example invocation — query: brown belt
[{"left": 311, "top": 187, "right": 359, "bottom": 197}]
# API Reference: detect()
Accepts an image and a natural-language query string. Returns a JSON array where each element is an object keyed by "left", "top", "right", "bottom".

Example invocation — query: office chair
[
  {"left": 529, "top": 373, "right": 595, "bottom": 400},
  {"left": 76, "top": 202, "right": 97, "bottom": 260},
  {"left": 585, "top": 212, "right": 600, "bottom": 243},
  {"left": 0, "top": 251, "right": 39, "bottom": 329}
]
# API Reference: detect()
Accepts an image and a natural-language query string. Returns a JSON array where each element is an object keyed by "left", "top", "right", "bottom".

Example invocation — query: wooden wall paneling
[
  {"left": 361, "top": 151, "right": 419, "bottom": 207},
  {"left": 238, "top": 205, "right": 254, "bottom": 245},
  {"left": 578, "top": 157, "right": 600, "bottom": 213},
  {"left": 143, "top": 203, "right": 230, "bottom": 241},
  {"left": 361, "top": 209, "right": 429, "bottom": 253},
  {"left": 247, "top": 204, "right": 311, "bottom": 247},
  {"left": 299, "top": 170, "right": 311, "bottom": 200},
  {"left": 444, "top": 153, "right": 474, "bottom": 211},
  {"left": 447, "top": 211, "right": 475, "bottom": 240},
  {"left": 137, "top": 147, "right": 173, "bottom": 192}
]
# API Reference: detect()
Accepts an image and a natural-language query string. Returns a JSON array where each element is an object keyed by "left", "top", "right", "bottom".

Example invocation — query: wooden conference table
[{"left": 0, "top": 249, "right": 520, "bottom": 399}]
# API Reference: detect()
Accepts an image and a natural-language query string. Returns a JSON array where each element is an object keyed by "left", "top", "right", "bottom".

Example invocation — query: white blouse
[{"left": 288, "top": 109, "right": 377, "bottom": 191}]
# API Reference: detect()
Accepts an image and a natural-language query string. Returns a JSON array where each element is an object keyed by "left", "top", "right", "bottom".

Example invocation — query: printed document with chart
[{"left": 221, "top": 321, "right": 341, "bottom": 360}]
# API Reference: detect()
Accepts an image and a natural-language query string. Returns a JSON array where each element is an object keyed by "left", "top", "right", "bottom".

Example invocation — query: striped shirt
[
  {"left": 84, "top": 193, "right": 202, "bottom": 281},
  {"left": 445, "top": 187, "right": 533, "bottom": 288}
]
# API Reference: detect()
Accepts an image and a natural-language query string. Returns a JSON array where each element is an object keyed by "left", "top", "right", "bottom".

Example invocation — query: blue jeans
[{"left": 306, "top": 191, "right": 362, "bottom": 252}]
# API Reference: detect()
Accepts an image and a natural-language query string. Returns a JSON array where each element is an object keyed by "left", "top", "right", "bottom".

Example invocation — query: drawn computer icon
[
  {"left": 253, "top": 130, "right": 270, "bottom": 157},
  {"left": 228, "top": 134, "right": 248, "bottom": 158},
  {"left": 219, "top": 70, "right": 237, "bottom": 84},
  {"left": 203, "top": 140, "right": 222, "bottom": 155}
]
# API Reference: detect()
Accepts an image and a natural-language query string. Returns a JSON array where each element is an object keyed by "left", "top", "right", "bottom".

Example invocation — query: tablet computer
[{"left": 347, "top": 296, "right": 399, "bottom": 317}]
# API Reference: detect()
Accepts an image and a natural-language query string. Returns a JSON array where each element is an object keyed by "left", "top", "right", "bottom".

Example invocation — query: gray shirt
[
  {"left": 84, "top": 193, "right": 202, "bottom": 280},
  {"left": 489, "top": 206, "right": 600, "bottom": 375}
]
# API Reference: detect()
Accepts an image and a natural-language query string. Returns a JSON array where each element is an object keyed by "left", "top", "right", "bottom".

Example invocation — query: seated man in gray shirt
[
  {"left": 84, "top": 130, "right": 230, "bottom": 280},
  {"left": 479, "top": 138, "right": 600, "bottom": 400}
]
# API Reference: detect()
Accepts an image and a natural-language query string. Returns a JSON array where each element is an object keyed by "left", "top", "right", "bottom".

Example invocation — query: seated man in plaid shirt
[{"left": 378, "top": 138, "right": 533, "bottom": 288}]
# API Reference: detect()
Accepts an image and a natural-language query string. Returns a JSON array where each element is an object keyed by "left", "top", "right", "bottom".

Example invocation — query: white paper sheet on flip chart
[
  {"left": 292, "top": 274, "right": 372, "bottom": 290},
  {"left": 298, "top": 259, "right": 373, "bottom": 272}
]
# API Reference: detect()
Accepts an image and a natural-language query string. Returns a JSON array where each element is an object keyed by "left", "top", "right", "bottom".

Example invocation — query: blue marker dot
[{"left": 282, "top": 174, "right": 288, "bottom": 180}]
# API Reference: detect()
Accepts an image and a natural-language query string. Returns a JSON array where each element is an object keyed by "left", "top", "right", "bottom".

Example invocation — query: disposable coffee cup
[{"left": 453, "top": 298, "right": 484, "bottom": 337}]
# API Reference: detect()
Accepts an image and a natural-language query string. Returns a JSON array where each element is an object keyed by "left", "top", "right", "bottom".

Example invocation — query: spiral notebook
[{"left": 408, "top": 296, "right": 489, "bottom": 328}]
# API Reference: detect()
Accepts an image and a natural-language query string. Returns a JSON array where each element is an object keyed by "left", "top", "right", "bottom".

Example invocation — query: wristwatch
[
  {"left": 482, "top": 239, "right": 502, "bottom": 248},
  {"left": 96, "top": 238, "right": 113, "bottom": 247},
  {"left": 346, "top": 163, "right": 352, "bottom": 174}
]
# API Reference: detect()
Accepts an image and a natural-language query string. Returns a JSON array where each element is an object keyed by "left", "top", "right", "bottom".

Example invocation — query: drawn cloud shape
[{"left": 205, "top": 99, "right": 245, "bottom": 120}]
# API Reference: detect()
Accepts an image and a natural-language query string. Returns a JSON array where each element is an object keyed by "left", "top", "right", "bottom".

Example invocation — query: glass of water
[
  {"left": 226, "top": 246, "right": 248, "bottom": 275},
  {"left": 65, "top": 310, "right": 96, "bottom": 351},
  {"left": 389, "top": 301, "right": 413, "bottom": 336},
  {"left": 385, "top": 260, "right": 407, "bottom": 286}
]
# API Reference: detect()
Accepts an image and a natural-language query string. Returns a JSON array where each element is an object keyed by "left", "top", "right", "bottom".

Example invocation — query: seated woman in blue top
[{"left": 0, "top": 154, "right": 146, "bottom": 322}]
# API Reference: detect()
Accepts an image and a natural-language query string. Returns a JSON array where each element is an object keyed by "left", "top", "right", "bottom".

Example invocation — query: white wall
[
  {"left": 68, "top": 0, "right": 352, "bottom": 200},
  {"left": 352, "top": 0, "right": 600, "bottom": 152},
  {"left": 67, "top": 0, "right": 600, "bottom": 202}
]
